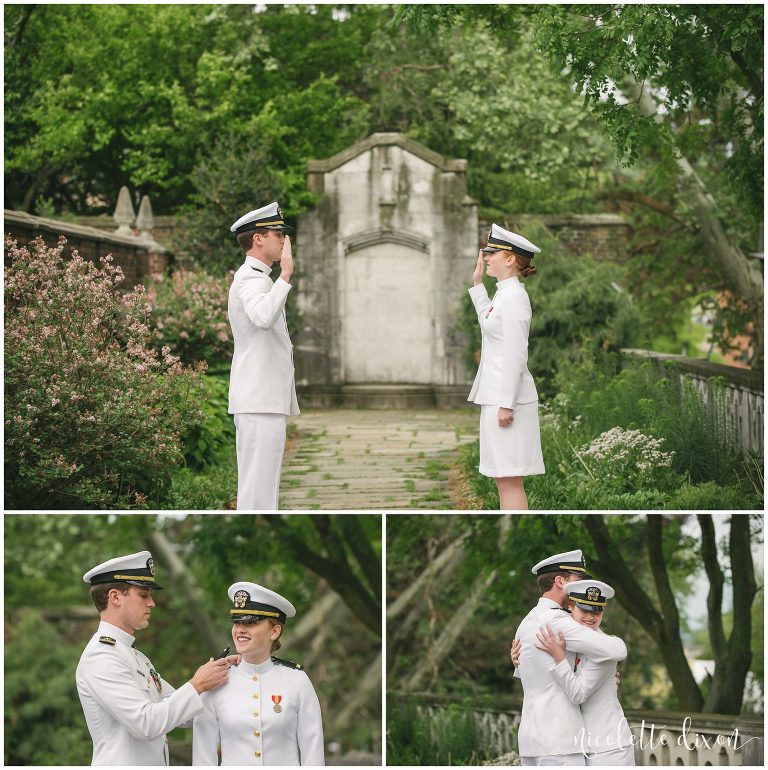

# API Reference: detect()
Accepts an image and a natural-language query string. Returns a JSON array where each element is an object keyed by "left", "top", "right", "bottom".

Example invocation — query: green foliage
[
  {"left": 5, "top": 611, "right": 94, "bottom": 765},
  {"left": 146, "top": 268, "right": 231, "bottom": 368},
  {"left": 4, "top": 237, "right": 207, "bottom": 509},
  {"left": 179, "top": 373, "right": 235, "bottom": 471},
  {"left": 386, "top": 697, "right": 485, "bottom": 766},
  {"left": 459, "top": 355, "right": 761, "bottom": 510}
]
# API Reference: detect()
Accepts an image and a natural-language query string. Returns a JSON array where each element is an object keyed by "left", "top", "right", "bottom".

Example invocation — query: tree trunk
[
  {"left": 585, "top": 515, "right": 704, "bottom": 711},
  {"left": 702, "top": 514, "right": 757, "bottom": 713},
  {"left": 403, "top": 567, "right": 498, "bottom": 692},
  {"left": 387, "top": 534, "right": 468, "bottom": 673},
  {"left": 327, "top": 653, "right": 382, "bottom": 736},
  {"left": 387, "top": 532, "right": 468, "bottom": 620},
  {"left": 260, "top": 515, "right": 381, "bottom": 637},
  {"left": 146, "top": 531, "right": 223, "bottom": 654}
]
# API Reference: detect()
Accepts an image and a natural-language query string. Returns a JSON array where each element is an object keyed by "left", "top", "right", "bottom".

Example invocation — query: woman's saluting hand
[{"left": 473, "top": 250, "right": 485, "bottom": 285}]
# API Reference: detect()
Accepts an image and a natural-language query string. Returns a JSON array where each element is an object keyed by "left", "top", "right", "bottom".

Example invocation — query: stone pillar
[{"left": 296, "top": 133, "right": 478, "bottom": 407}]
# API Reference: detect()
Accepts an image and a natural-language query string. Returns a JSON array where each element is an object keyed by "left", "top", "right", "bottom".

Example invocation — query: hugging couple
[{"left": 511, "top": 549, "right": 635, "bottom": 766}]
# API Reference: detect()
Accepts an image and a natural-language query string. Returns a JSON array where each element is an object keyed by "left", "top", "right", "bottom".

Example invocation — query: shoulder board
[
  {"left": 271, "top": 656, "right": 303, "bottom": 670},
  {"left": 99, "top": 636, "right": 116, "bottom": 646}
]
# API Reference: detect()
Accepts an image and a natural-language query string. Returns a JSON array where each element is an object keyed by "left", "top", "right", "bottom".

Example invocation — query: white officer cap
[
  {"left": 565, "top": 579, "right": 615, "bottom": 612},
  {"left": 482, "top": 223, "right": 541, "bottom": 258},
  {"left": 531, "top": 549, "right": 591, "bottom": 578},
  {"left": 230, "top": 201, "right": 289, "bottom": 235},
  {"left": 228, "top": 581, "right": 296, "bottom": 624},
  {"left": 83, "top": 550, "right": 163, "bottom": 590}
]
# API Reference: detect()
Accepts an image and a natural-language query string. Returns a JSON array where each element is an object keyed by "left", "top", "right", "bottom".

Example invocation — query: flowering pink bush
[
  {"left": 4, "top": 236, "right": 205, "bottom": 508},
  {"left": 145, "top": 268, "right": 231, "bottom": 369}
]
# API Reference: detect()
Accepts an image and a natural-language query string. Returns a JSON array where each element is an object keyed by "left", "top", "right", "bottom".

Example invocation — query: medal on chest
[
  {"left": 485, "top": 305, "right": 494, "bottom": 318},
  {"left": 272, "top": 695, "right": 282, "bottom": 713},
  {"left": 149, "top": 668, "right": 163, "bottom": 694}
]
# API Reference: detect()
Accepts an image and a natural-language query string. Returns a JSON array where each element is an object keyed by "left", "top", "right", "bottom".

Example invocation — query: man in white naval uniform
[
  {"left": 228, "top": 201, "right": 299, "bottom": 510},
  {"left": 76, "top": 551, "right": 239, "bottom": 766},
  {"left": 513, "top": 550, "right": 627, "bottom": 766},
  {"left": 193, "top": 582, "right": 325, "bottom": 766}
]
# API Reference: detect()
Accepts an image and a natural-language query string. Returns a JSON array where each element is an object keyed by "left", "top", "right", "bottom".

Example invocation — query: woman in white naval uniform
[
  {"left": 468, "top": 223, "right": 545, "bottom": 510},
  {"left": 193, "top": 582, "right": 325, "bottom": 766},
  {"left": 534, "top": 580, "right": 634, "bottom": 766}
]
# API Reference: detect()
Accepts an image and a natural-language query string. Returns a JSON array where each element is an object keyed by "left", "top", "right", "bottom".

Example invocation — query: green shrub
[
  {"left": 146, "top": 268, "right": 231, "bottom": 369},
  {"left": 458, "top": 352, "right": 761, "bottom": 509},
  {"left": 4, "top": 236, "right": 206, "bottom": 508},
  {"left": 386, "top": 696, "right": 484, "bottom": 765},
  {"left": 180, "top": 373, "right": 235, "bottom": 469}
]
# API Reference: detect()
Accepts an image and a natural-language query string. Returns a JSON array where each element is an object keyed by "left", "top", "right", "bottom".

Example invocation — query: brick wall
[
  {"left": 480, "top": 214, "right": 631, "bottom": 261},
  {"left": 4, "top": 210, "right": 168, "bottom": 286}
]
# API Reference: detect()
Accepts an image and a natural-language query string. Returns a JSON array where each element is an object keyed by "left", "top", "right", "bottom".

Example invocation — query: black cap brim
[{"left": 123, "top": 580, "right": 164, "bottom": 590}]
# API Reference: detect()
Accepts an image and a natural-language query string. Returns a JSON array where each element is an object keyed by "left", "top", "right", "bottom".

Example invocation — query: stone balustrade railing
[
  {"left": 388, "top": 693, "right": 764, "bottom": 766},
  {"left": 620, "top": 349, "right": 763, "bottom": 459}
]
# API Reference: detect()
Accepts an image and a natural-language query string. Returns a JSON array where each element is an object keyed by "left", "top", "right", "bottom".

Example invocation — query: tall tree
[{"left": 398, "top": 4, "right": 764, "bottom": 367}]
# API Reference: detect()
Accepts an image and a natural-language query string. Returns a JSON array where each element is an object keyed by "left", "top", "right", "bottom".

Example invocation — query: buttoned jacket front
[
  {"left": 467, "top": 277, "right": 538, "bottom": 408},
  {"left": 192, "top": 658, "right": 325, "bottom": 766},
  {"left": 513, "top": 598, "right": 627, "bottom": 758},
  {"left": 75, "top": 621, "right": 203, "bottom": 766},
  {"left": 551, "top": 656, "right": 633, "bottom": 755},
  {"left": 228, "top": 257, "right": 300, "bottom": 416}
]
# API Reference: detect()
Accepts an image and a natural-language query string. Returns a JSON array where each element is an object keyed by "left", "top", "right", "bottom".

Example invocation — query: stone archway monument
[{"left": 295, "top": 133, "right": 478, "bottom": 407}]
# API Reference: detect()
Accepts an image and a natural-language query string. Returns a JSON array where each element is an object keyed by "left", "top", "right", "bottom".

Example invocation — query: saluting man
[
  {"left": 193, "top": 582, "right": 325, "bottom": 766},
  {"left": 76, "top": 551, "right": 239, "bottom": 766},
  {"left": 512, "top": 550, "right": 628, "bottom": 766},
  {"left": 228, "top": 202, "right": 299, "bottom": 510}
]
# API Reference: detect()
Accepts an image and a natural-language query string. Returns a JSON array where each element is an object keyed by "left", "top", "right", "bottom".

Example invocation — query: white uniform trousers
[
  {"left": 587, "top": 745, "right": 635, "bottom": 766},
  {"left": 234, "top": 413, "right": 287, "bottom": 510},
  {"left": 521, "top": 755, "right": 586, "bottom": 766}
]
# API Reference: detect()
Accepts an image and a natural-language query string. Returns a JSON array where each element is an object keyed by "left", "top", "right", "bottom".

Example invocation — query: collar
[
  {"left": 238, "top": 657, "right": 275, "bottom": 675},
  {"left": 245, "top": 255, "right": 272, "bottom": 275},
  {"left": 537, "top": 597, "right": 564, "bottom": 611},
  {"left": 98, "top": 620, "right": 136, "bottom": 647},
  {"left": 496, "top": 276, "right": 521, "bottom": 290}
]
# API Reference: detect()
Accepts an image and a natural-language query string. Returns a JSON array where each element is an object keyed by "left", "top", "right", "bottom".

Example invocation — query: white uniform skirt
[{"left": 479, "top": 402, "right": 545, "bottom": 478}]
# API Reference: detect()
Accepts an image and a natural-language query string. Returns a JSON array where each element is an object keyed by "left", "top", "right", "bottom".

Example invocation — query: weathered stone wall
[
  {"left": 295, "top": 133, "right": 478, "bottom": 402},
  {"left": 4, "top": 209, "right": 168, "bottom": 286}
]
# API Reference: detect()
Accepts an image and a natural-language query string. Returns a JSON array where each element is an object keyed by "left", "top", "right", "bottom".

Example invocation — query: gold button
[
  {"left": 252, "top": 711, "right": 259, "bottom": 717},
  {"left": 253, "top": 730, "right": 261, "bottom": 737},
  {"left": 252, "top": 675, "right": 259, "bottom": 682},
  {"left": 255, "top": 752, "right": 262, "bottom": 758},
  {"left": 252, "top": 693, "right": 259, "bottom": 699}
]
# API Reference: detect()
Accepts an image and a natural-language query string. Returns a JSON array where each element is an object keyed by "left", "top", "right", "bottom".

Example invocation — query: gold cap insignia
[{"left": 234, "top": 590, "right": 249, "bottom": 609}]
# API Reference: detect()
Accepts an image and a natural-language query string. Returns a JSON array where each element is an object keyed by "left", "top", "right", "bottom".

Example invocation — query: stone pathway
[{"left": 279, "top": 408, "right": 479, "bottom": 509}]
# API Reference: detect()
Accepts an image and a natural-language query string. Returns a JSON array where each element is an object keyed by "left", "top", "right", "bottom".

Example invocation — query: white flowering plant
[
  {"left": 574, "top": 426, "right": 678, "bottom": 492},
  {"left": 5, "top": 236, "right": 207, "bottom": 508}
]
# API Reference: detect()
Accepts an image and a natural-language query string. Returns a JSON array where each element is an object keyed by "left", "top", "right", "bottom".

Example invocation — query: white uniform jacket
[
  {"left": 228, "top": 257, "right": 300, "bottom": 416},
  {"left": 75, "top": 621, "right": 203, "bottom": 766},
  {"left": 514, "top": 599, "right": 627, "bottom": 758},
  {"left": 551, "top": 656, "right": 633, "bottom": 755},
  {"left": 192, "top": 657, "right": 325, "bottom": 766},
  {"left": 467, "top": 277, "right": 538, "bottom": 408}
]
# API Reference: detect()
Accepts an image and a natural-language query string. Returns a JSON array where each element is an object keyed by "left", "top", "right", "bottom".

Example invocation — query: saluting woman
[
  {"left": 468, "top": 224, "right": 545, "bottom": 510},
  {"left": 193, "top": 582, "right": 324, "bottom": 766}
]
